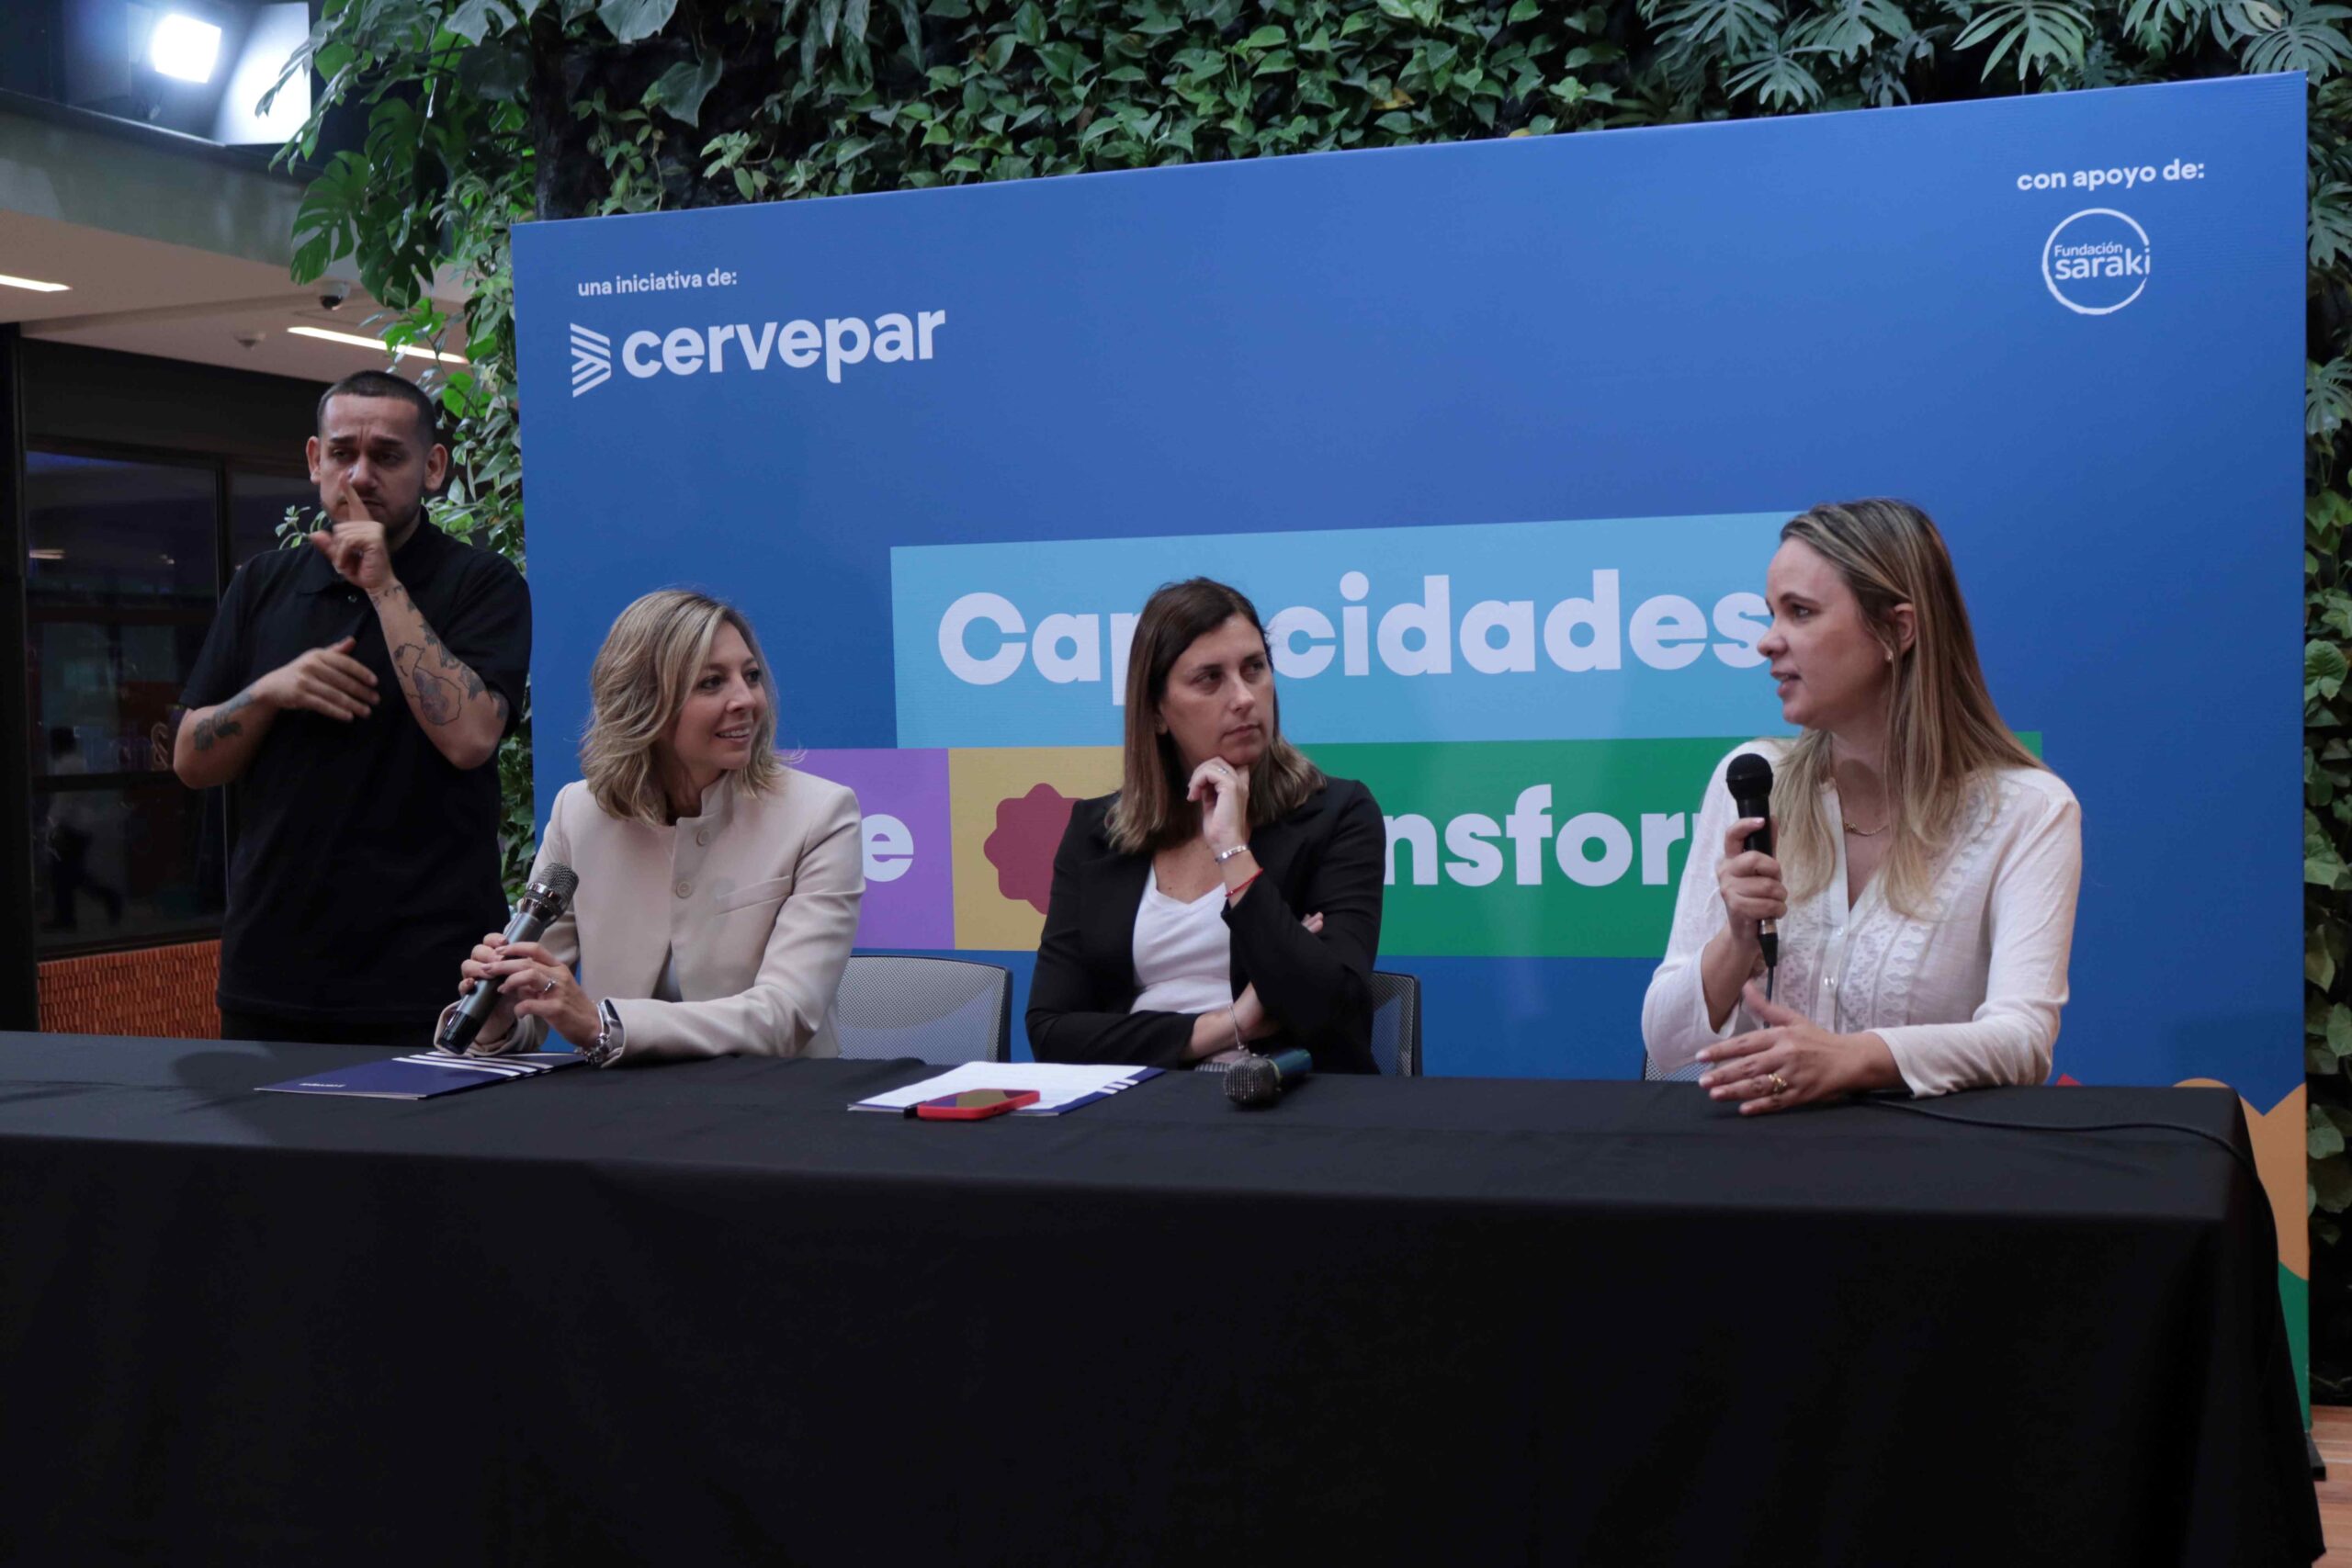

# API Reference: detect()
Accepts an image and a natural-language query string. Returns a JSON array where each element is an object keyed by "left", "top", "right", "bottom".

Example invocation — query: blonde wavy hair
[
  {"left": 1106, "top": 577, "right": 1326, "bottom": 855},
  {"left": 580, "top": 589, "right": 786, "bottom": 824},
  {"left": 1771, "top": 500, "right": 2042, "bottom": 918}
]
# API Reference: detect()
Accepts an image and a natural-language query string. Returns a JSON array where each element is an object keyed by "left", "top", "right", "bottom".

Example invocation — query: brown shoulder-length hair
[
  {"left": 1771, "top": 500, "right": 2043, "bottom": 916},
  {"left": 579, "top": 589, "right": 786, "bottom": 824},
  {"left": 1104, "top": 578, "right": 1326, "bottom": 855}
]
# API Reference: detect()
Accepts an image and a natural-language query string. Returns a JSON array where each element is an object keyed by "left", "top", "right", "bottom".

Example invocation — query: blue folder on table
[{"left": 258, "top": 1052, "right": 582, "bottom": 1100}]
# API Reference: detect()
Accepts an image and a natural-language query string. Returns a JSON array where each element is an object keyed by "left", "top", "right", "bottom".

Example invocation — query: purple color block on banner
[{"left": 795, "top": 749, "right": 954, "bottom": 949}]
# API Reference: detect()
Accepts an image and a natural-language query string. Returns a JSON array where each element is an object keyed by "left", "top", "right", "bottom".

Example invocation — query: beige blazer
[{"left": 467, "top": 768, "right": 864, "bottom": 1064}]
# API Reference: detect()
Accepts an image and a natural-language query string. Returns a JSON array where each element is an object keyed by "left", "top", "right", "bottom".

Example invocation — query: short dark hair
[{"left": 316, "top": 370, "right": 443, "bottom": 450}]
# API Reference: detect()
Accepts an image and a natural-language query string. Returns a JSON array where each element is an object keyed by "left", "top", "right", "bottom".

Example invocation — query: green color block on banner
[
  {"left": 1302, "top": 737, "right": 1744, "bottom": 959},
  {"left": 2281, "top": 1264, "right": 2311, "bottom": 1429}
]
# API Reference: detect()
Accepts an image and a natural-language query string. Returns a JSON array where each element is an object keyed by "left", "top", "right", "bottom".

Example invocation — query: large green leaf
[
  {"left": 1951, "top": 0, "right": 2093, "bottom": 79},
  {"left": 1790, "top": 0, "right": 1912, "bottom": 59},
  {"left": 648, "top": 52, "right": 723, "bottom": 125},
  {"left": 447, "top": 0, "right": 518, "bottom": 42},
  {"left": 2312, "top": 357, "right": 2352, "bottom": 437},
  {"left": 2239, "top": 0, "right": 2352, "bottom": 76},
  {"left": 1648, "top": 0, "right": 1783, "bottom": 55},
  {"left": 597, "top": 0, "right": 678, "bottom": 44},
  {"left": 2311, "top": 639, "right": 2349, "bottom": 700},
  {"left": 457, "top": 40, "right": 532, "bottom": 102},
  {"left": 1724, "top": 37, "right": 1825, "bottom": 106},
  {"left": 2315, "top": 1112, "right": 2346, "bottom": 1159}
]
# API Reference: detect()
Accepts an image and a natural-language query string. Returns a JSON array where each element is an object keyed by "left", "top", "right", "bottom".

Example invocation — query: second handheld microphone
[
  {"left": 1226, "top": 1047, "right": 1313, "bottom": 1108},
  {"left": 1724, "top": 753, "right": 1779, "bottom": 992}
]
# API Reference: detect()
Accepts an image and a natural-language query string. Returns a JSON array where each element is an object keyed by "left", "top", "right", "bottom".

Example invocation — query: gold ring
[{"left": 1768, "top": 1072, "right": 1789, "bottom": 1095}]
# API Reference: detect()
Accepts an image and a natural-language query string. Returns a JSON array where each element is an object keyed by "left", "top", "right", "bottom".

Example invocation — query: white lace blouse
[{"left": 1642, "top": 740, "right": 2082, "bottom": 1096}]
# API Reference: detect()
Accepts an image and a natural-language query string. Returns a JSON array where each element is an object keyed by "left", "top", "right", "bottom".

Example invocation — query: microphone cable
[
  {"left": 1854, "top": 1095, "right": 2292, "bottom": 1432},
  {"left": 1857, "top": 1097, "right": 2267, "bottom": 1224}
]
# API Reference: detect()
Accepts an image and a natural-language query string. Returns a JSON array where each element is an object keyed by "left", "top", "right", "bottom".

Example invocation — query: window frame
[{"left": 24, "top": 435, "right": 311, "bottom": 959}]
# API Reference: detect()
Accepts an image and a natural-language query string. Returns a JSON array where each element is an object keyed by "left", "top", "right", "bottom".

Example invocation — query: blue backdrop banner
[{"left": 513, "top": 77, "right": 2302, "bottom": 1122}]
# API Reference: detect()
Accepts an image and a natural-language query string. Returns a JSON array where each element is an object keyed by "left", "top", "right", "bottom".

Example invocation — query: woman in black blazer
[{"left": 1027, "top": 578, "right": 1385, "bottom": 1073}]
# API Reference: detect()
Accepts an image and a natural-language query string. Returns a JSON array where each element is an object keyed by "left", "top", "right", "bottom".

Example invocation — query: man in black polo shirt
[{"left": 175, "top": 370, "right": 530, "bottom": 1044}]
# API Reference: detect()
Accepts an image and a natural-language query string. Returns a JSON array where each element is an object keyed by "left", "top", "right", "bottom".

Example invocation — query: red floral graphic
[{"left": 985, "top": 784, "right": 1078, "bottom": 914}]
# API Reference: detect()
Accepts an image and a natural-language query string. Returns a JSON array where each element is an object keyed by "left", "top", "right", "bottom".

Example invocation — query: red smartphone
[{"left": 910, "top": 1089, "right": 1040, "bottom": 1121}]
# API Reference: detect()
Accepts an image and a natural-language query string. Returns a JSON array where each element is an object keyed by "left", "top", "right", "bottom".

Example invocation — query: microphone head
[
  {"left": 1226, "top": 1055, "right": 1281, "bottom": 1108},
  {"left": 1725, "top": 752, "right": 1774, "bottom": 797},
  {"left": 528, "top": 863, "right": 579, "bottom": 916}
]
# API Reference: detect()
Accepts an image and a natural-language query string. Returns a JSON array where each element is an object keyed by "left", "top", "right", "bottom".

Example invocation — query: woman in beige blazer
[{"left": 448, "top": 589, "right": 863, "bottom": 1066}]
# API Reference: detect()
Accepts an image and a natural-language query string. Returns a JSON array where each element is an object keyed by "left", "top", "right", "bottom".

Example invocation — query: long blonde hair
[
  {"left": 580, "top": 589, "right": 786, "bottom": 824},
  {"left": 1105, "top": 578, "right": 1326, "bottom": 855},
  {"left": 1771, "top": 500, "right": 2042, "bottom": 916}
]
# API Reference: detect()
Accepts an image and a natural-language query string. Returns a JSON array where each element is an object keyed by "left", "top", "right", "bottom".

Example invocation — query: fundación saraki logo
[
  {"left": 565, "top": 310, "right": 947, "bottom": 397},
  {"left": 2041, "top": 208, "right": 2151, "bottom": 316}
]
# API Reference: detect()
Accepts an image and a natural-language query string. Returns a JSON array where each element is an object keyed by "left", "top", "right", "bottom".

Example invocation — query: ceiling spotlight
[
  {"left": 0, "top": 274, "right": 70, "bottom": 293},
  {"left": 288, "top": 325, "right": 469, "bottom": 366},
  {"left": 151, "top": 15, "right": 224, "bottom": 84}
]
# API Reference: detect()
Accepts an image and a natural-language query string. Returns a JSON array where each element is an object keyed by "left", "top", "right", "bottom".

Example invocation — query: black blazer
[{"left": 1026, "top": 776, "right": 1385, "bottom": 1074}]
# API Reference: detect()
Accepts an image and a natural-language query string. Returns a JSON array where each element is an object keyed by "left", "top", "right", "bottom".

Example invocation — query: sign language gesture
[
  {"left": 1697, "top": 982, "right": 1902, "bottom": 1114},
  {"left": 254, "top": 636, "right": 379, "bottom": 723},
  {"left": 309, "top": 489, "right": 396, "bottom": 598}
]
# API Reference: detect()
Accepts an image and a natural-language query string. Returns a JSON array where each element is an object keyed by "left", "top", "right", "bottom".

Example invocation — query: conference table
[{"left": 0, "top": 1032, "right": 2321, "bottom": 1566}]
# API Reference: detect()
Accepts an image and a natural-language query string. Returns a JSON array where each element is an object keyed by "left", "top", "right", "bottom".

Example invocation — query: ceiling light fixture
[
  {"left": 28, "top": 549, "right": 64, "bottom": 561},
  {"left": 150, "top": 15, "right": 224, "bottom": 84},
  {"left": 288, "top": 326, "right": 469, "bottom": 366},
  {"left": 0, "top": 274, "right": 70, "bottom": 293}
]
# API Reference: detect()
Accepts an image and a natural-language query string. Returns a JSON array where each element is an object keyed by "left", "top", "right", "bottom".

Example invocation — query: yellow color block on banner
[{"left": 950, "top": 746, "right": 1124, "bottom": 951}]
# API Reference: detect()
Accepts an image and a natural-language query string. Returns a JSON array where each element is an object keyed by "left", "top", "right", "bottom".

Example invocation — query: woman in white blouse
[{"left": 1642, "top": 499, "right": 2081, "bottom": 1111}]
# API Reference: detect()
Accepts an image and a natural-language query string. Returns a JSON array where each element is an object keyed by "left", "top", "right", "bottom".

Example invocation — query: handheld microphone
[
  {"left": 436, "top": 864, "right": 579, "bottom": 1054},
  {"left": 1724, "top": 753, "right": 1779, "bottom": 993},
  {"left": 1226, "top": 1047, "right": 1313, "bottom": 1108}
]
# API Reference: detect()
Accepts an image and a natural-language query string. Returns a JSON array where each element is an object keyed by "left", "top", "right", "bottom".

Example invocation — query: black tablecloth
[{"left": 0, "top": 1033, "right": 2320, "bottom": 1566}]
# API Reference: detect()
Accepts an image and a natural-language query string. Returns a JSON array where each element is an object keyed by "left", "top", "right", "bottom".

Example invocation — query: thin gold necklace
[{"left": 1844, "top": 815, "right": 1889, "bottom": 837}]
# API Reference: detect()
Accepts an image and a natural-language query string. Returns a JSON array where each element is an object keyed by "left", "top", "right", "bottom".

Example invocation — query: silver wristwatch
[{"left": 583, "top": 998, "right": 625, "bottom": 1068}]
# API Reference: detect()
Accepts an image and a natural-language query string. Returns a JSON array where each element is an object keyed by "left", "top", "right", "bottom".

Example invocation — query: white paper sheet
[{"left": 848, "top": 1061, "right": 1163, "bottom": 1115}]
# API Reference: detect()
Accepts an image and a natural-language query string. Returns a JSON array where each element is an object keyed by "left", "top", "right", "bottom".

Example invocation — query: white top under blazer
[
  {"left": 1130, "top": 864, "right": 1235, "bottom": 1017},
  {"left": 1642, "top": 739, "right": 2083, "bottom": 1096}
]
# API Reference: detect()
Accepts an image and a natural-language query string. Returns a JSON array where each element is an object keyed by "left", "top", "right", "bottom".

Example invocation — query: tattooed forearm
[
  {"left": 370, "top": 584, "right": 501, "bottom": 747},
  {"left": 192, "top": 688, "right": 256, "bottom": 752},
  {"left": 394, "top": 645, "right": 463, "bottom": 725}
]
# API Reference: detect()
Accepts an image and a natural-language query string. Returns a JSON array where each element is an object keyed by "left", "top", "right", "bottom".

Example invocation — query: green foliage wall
[{"left": 288, "top": 0, "right": 2352, "bottom": 1376}]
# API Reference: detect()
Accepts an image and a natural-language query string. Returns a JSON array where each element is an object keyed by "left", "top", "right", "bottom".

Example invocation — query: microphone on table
[
  {"left": 436, "top": 863, "right": 579, "bottom": 1054},
  {"left": 1227, "top": 1047, "right": 1313, "bottom": 1109},
  {"left": 1724, "top": 753, "right": 1779, "bottom": 1001}
]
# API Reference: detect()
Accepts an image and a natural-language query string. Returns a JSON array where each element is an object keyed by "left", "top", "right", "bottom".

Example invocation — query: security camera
[
  {"left": 232, "top": 330, "right": 264, "bottom": 351},
  {"left": 318, "top": 282, "right": 351, "bottom": 310}
]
